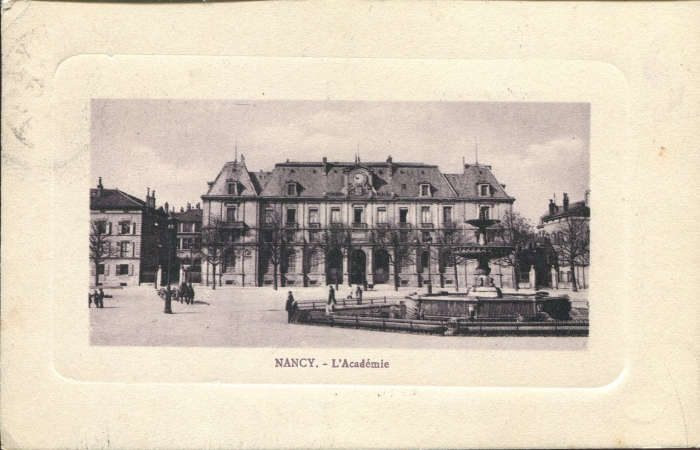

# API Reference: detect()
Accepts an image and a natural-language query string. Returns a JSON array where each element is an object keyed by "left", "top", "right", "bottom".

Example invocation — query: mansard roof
[
  {"left": 201, "top": 159, "right": 514, "bottom": 201},
  {"left": 203, "top": 160, "right": 261, "bottom": 197},
  {"left": 540, "top": 200, "right": 590, "bottom": 223},
  {"left": 90, "top": 188, "right": 149, "bottom": 210},
  {"left": 443, "top": 164, "right": 511, "bottom": 199},
  {"left": 172, "top": 208, "right": 203, "bottom": 223}
]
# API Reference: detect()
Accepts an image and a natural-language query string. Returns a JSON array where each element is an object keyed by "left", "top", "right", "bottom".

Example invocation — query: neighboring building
[
  {"left": 173, "top": 203, "right": 203, "bottom": 284},
  {"left": 201, "top": 155, "right": 516, "bottom": 289},
  {"left": 89, "top": 178, "right": 175, "bottom": 287},
  {"left": 537, "top": 191, "right": 590, "bottom": 290}
]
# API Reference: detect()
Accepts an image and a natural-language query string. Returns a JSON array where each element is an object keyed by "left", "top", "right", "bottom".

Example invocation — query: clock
[{"left": 353, "top": 173, "right": 366, "bottom": 184}]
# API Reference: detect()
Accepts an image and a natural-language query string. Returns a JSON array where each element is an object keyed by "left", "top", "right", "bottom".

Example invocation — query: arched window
[{"left": 308, "top": 251, "right": 320, "bottom": 273}]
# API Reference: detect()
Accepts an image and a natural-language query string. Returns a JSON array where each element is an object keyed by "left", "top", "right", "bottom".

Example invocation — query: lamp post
[
  {"left": 426, "top": 235, "right": 433, "bottom": 294},
  {"left": 154, "top": 221, "right": 160, "bottom": 289},
  {"left": 164, "top": 218, "right": 174, "bottom": 314}
]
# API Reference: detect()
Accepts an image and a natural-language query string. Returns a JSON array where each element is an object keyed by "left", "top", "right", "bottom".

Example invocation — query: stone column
[
  {"left": 529, "top": 265, "right": 537, "bottom": 289},
  {"left": 342, "top": 251, "right": 349, "bottom": 286},
  {"left": 552, "top": 267, "right": 559, "bottom": 289},
  {"left": 366, "top": 247, "right": 374, "bottom": 285}
]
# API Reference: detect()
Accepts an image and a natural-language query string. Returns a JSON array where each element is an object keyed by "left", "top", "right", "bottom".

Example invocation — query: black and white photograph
[{"left": 89, "top": 100, "right": 590, "bottom": 348}]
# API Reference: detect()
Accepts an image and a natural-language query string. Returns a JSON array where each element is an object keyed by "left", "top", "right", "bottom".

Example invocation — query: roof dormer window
[
  {"left": 420, "top": 183, "right": 432, "bottom": 197},
  {"left": 228, "top": 181, "right": 240, "bottom": 195},
  {"left": 478, "top": 183, "right": 491, "bottom": 197},
  {"left": 286, "top": 182, "right": 298, "bottom": 196}
]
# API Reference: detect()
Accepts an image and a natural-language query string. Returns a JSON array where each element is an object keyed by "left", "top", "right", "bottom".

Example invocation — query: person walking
[
  {"left": 180, "top": 282, "right": 188, "bottom": 304},
  {"left": 98, "top": 288, "right": 105, "bottom": 308},
  {"left": 355, "top": 285, "right": 363, "bottom": 305},
  {"left": 326, "top": 285, "right": 337, "bottom": 316},
  {"left": 92, "top": 290, "right": 100, "bottom": 308},
  {"left": 189, "top": 283, "right": 195, "bottom": 305},
  {"left": 285, "top": 291, "right": 298, "bottom": 323},
  {"left": 89, "top": 292, "right": 93, "bottom": 308}
]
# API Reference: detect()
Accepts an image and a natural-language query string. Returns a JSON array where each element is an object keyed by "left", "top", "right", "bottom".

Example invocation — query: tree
[
  {"left": 431, "top": 223, "right": 473, "bottom": 292},
  {"left": 89, "top": 219, "right": 114, "bottom": 287},
  {"left": 494, "top": 211, "right": 535, "bottom": 291},
  {"left": 370, "top": 225, "right": 418, "bottom": 291},
  {"left": 199, "top": 217, "right": 232, "bottom": 290},
  {"left": 258, "top": 212, "right": 292, "bottom": 290},
  {"left": 555, "top": 214, "right": 590, "bottom": 292},
  {"left": 316, "top": 225, "right": 353, "bottom": 290}
]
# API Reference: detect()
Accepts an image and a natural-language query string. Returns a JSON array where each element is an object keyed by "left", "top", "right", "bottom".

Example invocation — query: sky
[{"left": 91, "top": 100, "right": 589, "bottom": 223}]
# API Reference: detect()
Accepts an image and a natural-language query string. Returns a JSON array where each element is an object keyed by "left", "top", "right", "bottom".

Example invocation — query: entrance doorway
[
  {"left": 373, "top": 249, "right": 391, "bottom": 284},
  {"left": 350, "top": 249, "right": 366, "bottom": 285},
  {"left": 326, "top": 248, "right": 343, "bottom": 285}
]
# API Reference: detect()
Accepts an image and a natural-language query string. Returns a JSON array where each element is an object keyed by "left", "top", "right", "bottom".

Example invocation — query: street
[{"left": 90, "top": 284, "right": 588, "bottom": 349}]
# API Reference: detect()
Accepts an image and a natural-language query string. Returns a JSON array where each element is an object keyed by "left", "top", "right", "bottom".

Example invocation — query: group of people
[
  {"left": 177, "top": 282, "right": 196, "bottom": 305},
  {"left": 285, "top": 284, "right": 368, "bottom": 322},
  {"left": 89, "top": 288, "right": 105, "bottom": 308}
]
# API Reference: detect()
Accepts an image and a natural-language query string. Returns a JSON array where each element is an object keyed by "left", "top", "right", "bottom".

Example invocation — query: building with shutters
[
  {"left": 200, "top": 155, "right": 516, "bottom": 289},
  {"left": 536, "top": 191, "right": 590, "bottom": 290},
  {"left": 90, "top": 178, "right": 174, "bottom": 287},
  {"left": 173, "top": 203, "right": 203, "bottom": 284}
]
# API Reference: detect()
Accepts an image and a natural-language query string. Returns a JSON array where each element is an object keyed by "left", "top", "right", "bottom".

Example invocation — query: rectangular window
[
  {"left": 422, "top": 231, "right": 431, "bottom": 243},
  {"left": 265, "top": 208, "right": 274, "bottom": 223},
  {"left": 354, "top": 207, "right": 363, "bottom": 224},
  {"left": 443, "top": 206, "right": 453, "bottom": 224},
  {"left": 286, "top": 183, "right": 297, "bottom": 196},
  {"left": 97, "top": 221, "right": 108, "bottom": 234},
  {"left": 308, "top": 208, "right": 319, "bottom": 223},
  {"left": 182, "top": 238, "right": 190, "bottom": 250},
  {"left": 479, "top": 206, "right": 490, "bottom": 220},
  {"left": 286, "top": 208, "right": 296, "bottom": 223},
  {"left": 479, "top": 184, "right": 490, "bottom": 196},
  {"left": 421, "top": 184, "right": 430, "bottom": 196},
  {"left": 401, "top": 184, "right": 407, "bottom": 190},
  {"left": 176, "top": 238, "right": 181, "bottom": 250},
  {"left": 194, "top": 222, "right": 201, "bottom": 232},
  {"left": 377, "top": 207, "right": 387, "bottom": 224},
  {"left": 120, "top": 221, "right": 131, "bottom": 234},
  {"left": 399, "top": 208, "right": 408, "bottom": 223},
  {"left": 228, "top": 182, "right": 238, "bottom": 195},
  {"left": 330, "top": 208, "right": 341, "bottom": 223},
  {"left": 97, "top": 264, "right": 105, "bottom": 275},
  {"left": 120, "top": 241, "right": 131, "bottom": 257},
  {"left": 421, "top": 206, "right": 431, "bottom": 223},
  {"left": 227, "top": 207, "right": 237, "bottom": 222},
  {"left": 117, "top": 264, "right": 129, "bottom": 275}
]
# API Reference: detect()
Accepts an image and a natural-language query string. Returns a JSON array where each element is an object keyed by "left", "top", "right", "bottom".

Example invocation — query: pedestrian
[
  {"left": 285, "top": 291, "right": 298, "bottom": 323},
  {"left": 180, "top": 282, "right": 188, "bottom": 304},
  {"left": 326, "top": 285, "right": 337, "bottom": 316},
  {"left": 98, "top": 288, "right": 105, "bottom": 308},
  {"left": 93, "top": 290, "right": 100, "bottom": 308},
  {"left": 89, "top": 292, "right": 93, "bottom": 308},
  {"left": 189, "top": 283, "right": 195, "bottom": 305},
  {"left": 356, "top": 285, "right": 363, "bottom": 305}
]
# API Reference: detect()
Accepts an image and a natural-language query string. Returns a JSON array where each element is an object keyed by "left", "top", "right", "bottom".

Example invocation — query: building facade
[
  {"left": 173, "top": 203, "right": 203, "bottom": 284},
  {"left": 200, "top": 156, "right": 516, "bottom": 289},
  {"left": 536, "top": 191, "right": 590, "bottom": 290},
  {"left": 89, "top": 179, "right": 175, "bottom": 287}
]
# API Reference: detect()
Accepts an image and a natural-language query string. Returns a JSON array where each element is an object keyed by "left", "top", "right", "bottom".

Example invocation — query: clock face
[{"left": 353, "top": 173, "right": 366, "bottom": 184}]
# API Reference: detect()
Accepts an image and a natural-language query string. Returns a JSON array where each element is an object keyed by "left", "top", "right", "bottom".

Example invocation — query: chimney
[
  {"left": 97, "top": 177, "right": 104, "bottom": 197},
  {"left": 180, "top": 207, "right": 185, "bottom": 213},
  {"left": 585, "top": 189, "right": 590, "bottom": 207},
  {"left": 240, "top": 154, "right": 245, "bottom": 164},
  {"left": 187, "top": 202, "right": 192, "bottom": 211},
  {"left": 387, "top": 155, "right": 394, "bottom": 178},
  {"left": 164, "top": 202, "right": 169, "bottom": 213},
  {"left": 563, "top": 193, "right": 569, "bottom": 212},
  {"left": 196, "top": 202, "right": 201, "bottom": 211},
  {"left": 151, "top": 190, "right": 156, "bottom": 208},
  {"left": 322, "top": 157, "right": 328, "bottom": 176},
  {"left": 548, "top": 199, "right": 555, "bottom": 216}
]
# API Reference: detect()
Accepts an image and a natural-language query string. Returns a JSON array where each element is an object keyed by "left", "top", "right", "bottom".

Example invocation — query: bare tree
[
  {"left": 370, "top": 225, "right": 418, "bottom": 291},
  {"left": 494, "top": 211, "right": 535, "bottom": 291},
  {"left": 316, "top": 225, "right": 353, "bottom": 290},
  {"left": 258, "top": 212, "right": 292, "bottom": 290},
  {"left": 199, "top": 217, "right": 232, "bottom": 290},
  {"left": 555, "top": 214, "right": 590, "bottom": 292},
  {"left": 89, "top": 219, "right": 115, "bottom": 287},
  {"left": 431, "top": 223, "right": 473, "bottom": 292}
]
